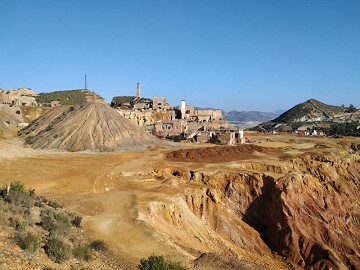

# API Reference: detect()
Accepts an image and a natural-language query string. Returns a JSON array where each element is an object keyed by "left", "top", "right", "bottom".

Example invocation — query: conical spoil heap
[{"left": 18, "top": 102, "right": 159, "bottom": 151}]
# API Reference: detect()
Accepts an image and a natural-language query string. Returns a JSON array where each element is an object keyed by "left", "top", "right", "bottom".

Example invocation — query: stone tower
[
  {"left": 180, "top": 100, "right": 186, "bottom": 119},
  {"left": 136, "top": 83, "right": 141, "bottom": 98}
]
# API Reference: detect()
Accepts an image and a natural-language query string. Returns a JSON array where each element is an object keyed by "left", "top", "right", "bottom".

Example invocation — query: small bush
[
  {"left": 14, "top": 219, "right": 28, "bottom": 231},
  {"left": 55, "top": 212, "right": 71, "bottom": 227},
  {"left": 0, "top": 200, "right": 9, "bottom": 226},
  {"left": 47, "top": 199, "right": 62, "bottom": 209},
  {"left": 45, "top": 237, "right": 71, "bottom": 263},
  {"left": 16, "top": 231, "right": 41, "bottom": 253},
  {"left": 139, "top": 255, "right": 187, "bottom": 270},
  {"left": 40, "top": 209, "right": 71, "bottom": 236},
  {"left": 166, "top": 134, "right": 186, "bottom": 142},
  {"left": 1, "top": 181, "right": 33, "bottom": 210},
  {"left": 71, "top": 215, "right": 82, "bottom": 228},
  {"left": 73, "top": 243, "right": 93, "bottom": 262},
  {"left": 209, "top": 135, "right": 222, "bottom": 145},
  {"left": 90, "top": 240, "right": 107, "bottom": 251}
]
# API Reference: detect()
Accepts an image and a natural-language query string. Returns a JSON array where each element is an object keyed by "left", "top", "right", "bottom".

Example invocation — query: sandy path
[{"left": 0, "top": 141, "right": 190, "bottom": 266}]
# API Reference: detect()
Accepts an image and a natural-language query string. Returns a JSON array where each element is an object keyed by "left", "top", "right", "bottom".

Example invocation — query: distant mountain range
[{"left": 223, "top": 110, "right": 283, "bottom": 123}]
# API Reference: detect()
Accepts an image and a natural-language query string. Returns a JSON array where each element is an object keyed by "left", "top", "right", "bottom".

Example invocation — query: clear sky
[{"left": 1, "top": 0, "right": 359, "bottom": 111}]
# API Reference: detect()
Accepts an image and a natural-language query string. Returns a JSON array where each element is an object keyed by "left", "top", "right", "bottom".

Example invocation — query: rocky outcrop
[
  {"left": 18, "top": 103, "right": 160, "bottom": 151},
  {"left": 0, "top": 88, "right": 37, "bottom": 106},
  {"left": 0, "top": 105, "right": 50, "bottom": 138}
]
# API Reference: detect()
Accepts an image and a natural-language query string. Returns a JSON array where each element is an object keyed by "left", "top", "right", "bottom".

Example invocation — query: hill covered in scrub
[
  {"left": 18, "top": 102, "right": 160, "bottom": 151},
  {"left": 36, "top": 89, "right": 105, "bottom": 106},
  {"left": 251, "top": 99, "right": 360, "bottom": 133},
  {"left": 273, "top": 99, "right": 348, "bottom": 123}
]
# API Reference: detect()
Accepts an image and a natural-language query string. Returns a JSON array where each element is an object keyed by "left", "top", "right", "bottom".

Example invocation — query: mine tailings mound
[
  {"left": 18, "top": 102, "right": 159, "bottom": 151},
  {"left": 166, "top": 144, "right": 274, "bottom": 162}
]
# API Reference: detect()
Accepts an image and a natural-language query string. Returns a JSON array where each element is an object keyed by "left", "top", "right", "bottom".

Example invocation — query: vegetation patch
[
  {"left": 0, "top": 181, "right": 92, "bottom": 265},
  {"left": 139, "top": 255, "right": 187, "bottom": 270},
  {"left": 73, "top": 243, "right": 93, "bottom": 262},
  {"left": 325, "top": 121, "right": 360, "bottom": 137},
  {"left": 166, "top": 133, "right": 186, "bottom": 142},
  {"left": 15, "top": 231, "right": 41, "bottom": 253},
  {"left": 45, "top": 237, "right": 71, "bottom": 263},
  {"left": 111, "top": 96, "right": 152, "bottom": 108},
  {"left": 36, "top": 90, "right": 87, "bottom": 105},
  {"left": 90, "top": 240, "right": 107, "bottom": 251}
]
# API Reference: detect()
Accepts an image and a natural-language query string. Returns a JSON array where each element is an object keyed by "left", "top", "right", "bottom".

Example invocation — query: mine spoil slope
[
  {"left": 18, "top": 102, "right": 159, "bottom": 151},
  {"left": 162, "top": 142, "right": 360, "bottom": 270}
]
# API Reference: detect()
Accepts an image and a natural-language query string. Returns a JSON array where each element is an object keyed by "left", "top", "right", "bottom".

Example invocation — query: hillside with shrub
[
  {"left": 0, "top": 181, "right": 190, "bottom": 270},
  {"left": 251, "top": 99, "right": 360, "bottom": 133},
  {"left": 36, "top": 89, "right": 105, "bottom": 106},
  {"left": 36, "top": 90, "right": 87, "bottom": 105},
  {"left": 273, "top": 99, "right": 348, "bottom": 123},
  {"left": 0, "top": 181, "right": 131, "bottom": 269}
]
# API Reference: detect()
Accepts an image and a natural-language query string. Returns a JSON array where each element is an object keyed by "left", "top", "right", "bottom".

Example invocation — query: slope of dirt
[
  {"left": 166, "top": 144, "right": 275, "bottom": 163},
  {"left": 0, "top": 134, "right": 359, "bottom": 270},
  {"left": 160, "top": 139, "right": 360, "bottom": 269},
  {"left": 18, "top": 102, "right": 160, "bottom": 151}
]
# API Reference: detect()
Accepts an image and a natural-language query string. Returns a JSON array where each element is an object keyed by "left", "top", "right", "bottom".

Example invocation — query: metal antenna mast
[{"left": 85, "top": 74, "right": 87, "bottom": 89}]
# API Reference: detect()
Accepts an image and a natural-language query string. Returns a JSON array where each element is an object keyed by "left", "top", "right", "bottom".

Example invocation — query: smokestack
[
  {"left": 136, "top": 82, "right": 141, "bottom": 98},
  {"left": 180, "top": 100, "right": 186, "bottom": 119}
]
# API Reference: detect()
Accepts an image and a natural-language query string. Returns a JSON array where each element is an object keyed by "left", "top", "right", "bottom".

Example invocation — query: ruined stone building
[
  {"left": 189, "top": 128, "right": 244, "bottom": 145},
  {"left": 111, "top": 83, "right": 244, "bottom": 144},
  {"left": 146, "top": 120, "right": 188, "bottom": 137}
]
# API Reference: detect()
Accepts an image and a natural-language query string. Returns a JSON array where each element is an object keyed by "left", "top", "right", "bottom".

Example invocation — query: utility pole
[{"left": 85, "top": 74, "right": 87, "bottom": 89}]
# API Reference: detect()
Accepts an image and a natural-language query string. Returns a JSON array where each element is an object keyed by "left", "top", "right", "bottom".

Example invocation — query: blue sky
[{"left": 1, "top": 1, "right": 359, "bottom": 111}]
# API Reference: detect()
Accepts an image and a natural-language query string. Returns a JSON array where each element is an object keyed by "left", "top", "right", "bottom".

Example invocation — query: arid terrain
[{"left": 0, "top": 132, "right": 359, "bottom": 269}]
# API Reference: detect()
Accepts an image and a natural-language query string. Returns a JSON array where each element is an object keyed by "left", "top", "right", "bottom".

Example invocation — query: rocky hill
[
  {"left": 251, "top": 99, "right": 360, "bottom": 133},
  {"left": 18, "top": 102, "right": 159, "bottom": 151},
  {"left": 274, "top": 99, "right": 348, "bottom": 123}
]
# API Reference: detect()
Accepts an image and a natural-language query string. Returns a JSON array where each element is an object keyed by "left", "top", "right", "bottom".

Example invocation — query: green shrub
[
  {"left": 14, "top": 218, "right": 28, "bottom": 231},
  {"left": 47, "top": 199, "right": 62, "bottom": 209},
  {"left": 90, "top": 240, "right": 107, "bottom": 251},
  {"left": 36, "top": 90, "right": 87, "bottom": 105},
  {"left": 16, "top": 231, "right": 41, "bottom": 253},
  {"left": 40, "top": 209, "right": 71, "bottom": 236},
  {"left": 209, "top": 135, "right": 222, "bottom": 145},
  {"left": 139, "top": 255, "right": 187, "bottom": 270},
  {"left": 166, "top": 134, "right": 186, "bottom": 142},
  {"left": 1, "top": 181, "right": 33, "bottom": 210},
  {"left": 0, "top": 200, "right": 9, "bottom": 226},
  {"left": 55, "top": 212, "right": 71, "bottom": 227},
  {"left": 71, "top": 215, "right": 82, "bottom": 228},
  {"left": 73, "top": 243, "right": 93, "bottom": 262},
  {"left": 45, "top": 237, "right": 71, "bottom": 263}
]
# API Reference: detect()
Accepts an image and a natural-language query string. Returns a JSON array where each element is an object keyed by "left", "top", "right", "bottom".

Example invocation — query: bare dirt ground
[{"left": 0, "top": 133, "right": 358, "bottom": 269}]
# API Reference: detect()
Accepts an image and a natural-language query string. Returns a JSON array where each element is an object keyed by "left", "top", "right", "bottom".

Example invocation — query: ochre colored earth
[{"left": 0, "top": 133, "right": 359, "bottom": 270}]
